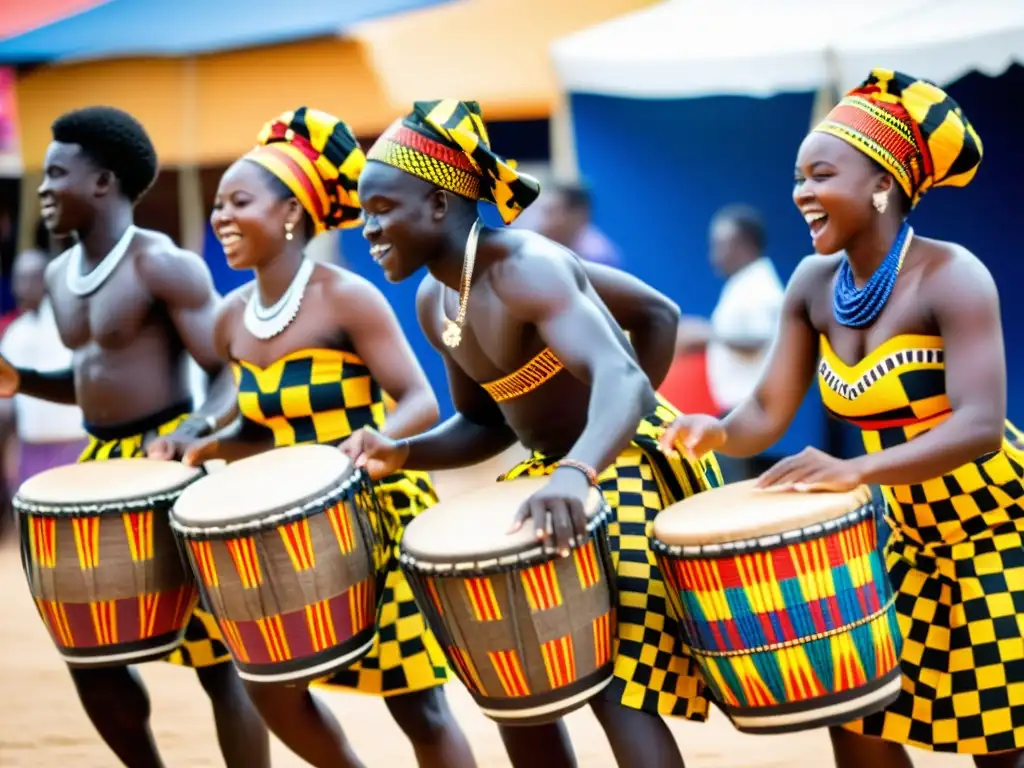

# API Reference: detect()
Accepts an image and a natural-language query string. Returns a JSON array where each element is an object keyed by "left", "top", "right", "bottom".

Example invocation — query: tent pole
[
  {"left": 177, "top": 57, "right": 205, "bottom": 255},
  {"left": 549, "top": 88, "right": 579, "bottom": 182}
]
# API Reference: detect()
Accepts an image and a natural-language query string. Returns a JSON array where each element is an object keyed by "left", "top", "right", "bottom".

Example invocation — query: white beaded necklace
[
  {"left": 243, "top": 258, "right": 315, "bottom": 340},
  {"left": 65, "top": 224, "right": 137, "bottom": 297}
]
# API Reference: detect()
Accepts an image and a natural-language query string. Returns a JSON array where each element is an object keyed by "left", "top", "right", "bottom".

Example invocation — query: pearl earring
[
  {"left": 872, "top": 190, "right": 889, "bottom": 214},
  {"left": 285, "top": 222, "right": 295, "bottom": 241}
]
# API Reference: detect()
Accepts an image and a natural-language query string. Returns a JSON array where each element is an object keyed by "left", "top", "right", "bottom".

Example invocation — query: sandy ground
[{"left": 0, "top": 449, "right": 962, "bottom": 767}]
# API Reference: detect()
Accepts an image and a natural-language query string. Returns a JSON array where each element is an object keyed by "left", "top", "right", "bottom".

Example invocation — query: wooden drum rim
[
  {"left": 170, "top": 465, "right": 365, "bottom": 541},
  {"left": 651, "top": 497, "right": 880, "bottom": 560}
]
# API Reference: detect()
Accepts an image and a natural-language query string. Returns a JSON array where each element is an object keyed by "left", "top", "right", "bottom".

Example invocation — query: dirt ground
[{"left": 0, "top": 449, "right": 961, "bottom": 767}]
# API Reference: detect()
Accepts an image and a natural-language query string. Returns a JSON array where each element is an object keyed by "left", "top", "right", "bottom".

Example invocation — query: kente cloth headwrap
[
  {"left": 813, "top": 68, "right": 982, "bottom": 208},
  {"left": 245, "top": 107, "right": 366, "bottom": 234},
  {"left": 366, "top": 99, "right": 541, "bottom": 225}
]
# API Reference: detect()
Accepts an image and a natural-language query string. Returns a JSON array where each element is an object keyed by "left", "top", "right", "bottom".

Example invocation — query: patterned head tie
[
  {"left": 813, "top": 68, "right": 982, "bottom": 208},
  {"left": 367, "top": 99, "right": 541, "bottom": 225},
  {"left": 245, "top": 107, "right": 366, "bottom": 234}
]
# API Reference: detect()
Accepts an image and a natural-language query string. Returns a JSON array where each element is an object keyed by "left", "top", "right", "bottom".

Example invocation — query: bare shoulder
[
  {"left": 489, "top": 229, "right": 584, "bottom": 307},
  {"left": 314, "top": 262, "right": 380, "bottom": 303},
  {"left": 917, "top": 237, "right": 998, "bottom": 306},
  {"left": 134, "top": 228, "right": 215, "bottom": 303},
  {"left": 44, "top": 247, "right": 73, "bottom": 289}
]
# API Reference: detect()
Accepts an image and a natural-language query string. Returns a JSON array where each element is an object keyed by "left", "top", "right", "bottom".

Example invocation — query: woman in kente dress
[
  {"left": 662, "top": 69, "right": 1024, "bottom": 767},
  {"left": 183, "top": 107, "right": 476, "bottom": 768}
]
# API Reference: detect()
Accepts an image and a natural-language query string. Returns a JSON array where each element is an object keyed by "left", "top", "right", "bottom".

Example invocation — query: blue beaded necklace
[{"left": 833, "top": 219, "right": 913, "bottom": 328}]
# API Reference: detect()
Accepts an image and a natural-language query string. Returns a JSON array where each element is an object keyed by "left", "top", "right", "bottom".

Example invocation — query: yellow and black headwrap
[
  {"left": 813, "top": 68, "right": 982, "bottom": 208},
  {"left": 367, "top": 99, "right": 541, "bottom": 225},
  {"left": 245, "top": 107, "right": 366, "bottom": 234}
]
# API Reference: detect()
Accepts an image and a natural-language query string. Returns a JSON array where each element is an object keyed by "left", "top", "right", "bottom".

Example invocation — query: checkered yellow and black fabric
[
  {"left": 234, "top": 347, "right": 449, "bottom": 696},
  {"left": 78, "top": 407, "right": 232, "bottom": 669},
  {"left": 367, "top": 99, "right": 541, "bottom": 224},
  {"left": 498, "top": 398, "right": 724, "bottom": 719},
  {"left": 246, "top": 107, "right": 366, "bottom": 234},
  {"left": 815, "top": 68, "right": 982, "bottom": 208},
  {"left": 818, "top": 333, "right": 1024, "bottom": 754}
]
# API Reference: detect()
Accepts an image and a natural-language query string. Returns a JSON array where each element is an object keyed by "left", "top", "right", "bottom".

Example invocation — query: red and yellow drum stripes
[
  {"left": 18, "top": 506, "right": 199, "bottom": 666},
  {"left": 403, "top": 533, "right": 616, "bottom": 726},
  {"left": 179, "top": 493, "right": 380, "bottom": 684},
  {"left": 654, "top": 503, "right": 903, "bottom": 734}
]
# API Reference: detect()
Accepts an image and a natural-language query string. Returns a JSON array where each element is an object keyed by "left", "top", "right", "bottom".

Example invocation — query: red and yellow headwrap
[
  {"left": 244, "top": 107, "right": 366, "bottom": 234},
  {"left": 367, "top": 99, "right": 541, "bottom": 225},
  {"left": 813, "top": 68, "right": 982, "bottom": 208}
]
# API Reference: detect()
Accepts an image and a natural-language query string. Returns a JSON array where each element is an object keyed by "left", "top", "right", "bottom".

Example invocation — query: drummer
[
  {"left": 662, "top": 70, "right": 1024, "bottom": 766},
  {"left": 0, "top": 107, "right": 269, "bottom": 766},
  {"left": 181, "top": 107, "right": 477, "bottom": 768},
  {"left": 339, "top": 99, "right": 722, "bottom": 768}
]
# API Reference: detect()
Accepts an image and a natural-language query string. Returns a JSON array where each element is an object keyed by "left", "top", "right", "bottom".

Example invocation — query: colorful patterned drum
[
  {"left": 14, "top": 459, "right": 203, "bottom": 667},
  {"left": 170, "top": 445, "right": 383, "bottom": 684},
  {"left": 400, "top": 477, "right": 616, "bottom": 726},
  {"left": 652, "top": 480, "right": 902, "bottom": 734}
]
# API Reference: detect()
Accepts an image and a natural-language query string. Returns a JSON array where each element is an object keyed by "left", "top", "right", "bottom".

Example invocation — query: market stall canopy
[
  {"left": 13, "top": 0, "right": 655, "bottom": 169},
  {"left": 551, "top": 0, "right": 931, "bottom": 99},
  {"left": 0, "top": 0, "right": 452, "bottom": 63},
  {"left": 832, "top": 0, "right": 1024, "bottom": 91}
]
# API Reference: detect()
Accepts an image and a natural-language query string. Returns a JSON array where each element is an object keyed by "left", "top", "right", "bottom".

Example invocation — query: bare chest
[{"left": 49, "top": 263, "right": 156, "bottom": 351}]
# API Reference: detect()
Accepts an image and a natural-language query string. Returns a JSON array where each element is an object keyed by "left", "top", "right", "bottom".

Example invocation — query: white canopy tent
[
  {"left": 832, "top": 0, "right": 1024, "bottom": 91},
  {"left": 550, "top": 0, "right": 931, "bottom": 99},
  {"left": 551, "top": 0, "right": 1022, "bottom": 100}
]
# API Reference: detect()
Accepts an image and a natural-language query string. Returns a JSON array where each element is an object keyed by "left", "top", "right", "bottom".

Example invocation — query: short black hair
[
  {"left": 51, "top": 106, "right": 158, "bottom": 203},
  {"left": 713, "top": 203, "right": 766, "bottom": 252},
  {"left": 552, "top": 181, "right": 591, "bottom": 213}
]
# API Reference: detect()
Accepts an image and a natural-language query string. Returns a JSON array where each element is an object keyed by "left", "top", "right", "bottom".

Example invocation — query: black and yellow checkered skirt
[
  {"left": 314, "top": 468, "right": 450, "bottom": 696},
  {"left": 78, "top": 401, "right": 231, "bottom": 669},
  {"left": 843, "top": 436, "right": 1024, "bottom": 754},
  {"left": 498, "top": 401, "right": 722, "bottom": 719}
]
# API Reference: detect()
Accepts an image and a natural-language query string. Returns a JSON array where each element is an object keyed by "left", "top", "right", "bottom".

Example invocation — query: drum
[
  {"left": 652, "top": 480, "right": 902, "bottom": 734},
  {"left": 400, "top": 476, "right": 616, "bottom": 726},
  {"left": 170, "top": 444, "right": 383, "bottom": 684},
  {"left": 14, "top": 458, "right": 203, "bottom": 667}
]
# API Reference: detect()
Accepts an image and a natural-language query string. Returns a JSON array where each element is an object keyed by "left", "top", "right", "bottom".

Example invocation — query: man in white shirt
[
  {"left": 0, "top": 247, "right": 86, "bottom": 488},
  {"left": 677, "top": 204, "right": 784, "bottom": 479}
]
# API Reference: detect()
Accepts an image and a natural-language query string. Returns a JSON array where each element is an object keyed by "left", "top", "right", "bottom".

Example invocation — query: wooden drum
[
  {"left": 170, "top": 445, "right": 384, "bottom": 684},
  {"left": 400, "top": 477, "right": 616, "bottom": 726},
  {"left": 652, "top": 480, "right": 902, "bottom": 734},
  {"left": 14, "top": 459, "right": 203, "bottom": 667}
]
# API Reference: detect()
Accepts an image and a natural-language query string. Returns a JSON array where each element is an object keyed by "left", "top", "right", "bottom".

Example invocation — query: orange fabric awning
[{"left": 14, "top": 0, "right": 657, "bottom": 170}]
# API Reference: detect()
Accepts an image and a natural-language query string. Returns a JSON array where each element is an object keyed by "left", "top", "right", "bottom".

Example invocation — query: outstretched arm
[
  {"left": 497, "top": 249, "right": 655, "bottom": 475},
  {"left": 582, "top": 261, "right": 680, "bottom": 389},
  {"left": 327, "top": 274, "right": 439, "bottom": 440},
  {"left": 716, "top": 257, "right": 821, "bottom": 457}
]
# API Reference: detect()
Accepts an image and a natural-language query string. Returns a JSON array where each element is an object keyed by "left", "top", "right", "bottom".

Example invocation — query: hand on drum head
[
  {"left": 754, "top": 446, "right": 863, "bottom": 492},
  {"left": 508, "top": 468, "right": 591, "bottom": 557},
  {"left": 181, "top": 437, "right": 220, "bottom": 467},
  {"left": 0, "top": 355, "right": 19, "bottom": 397},
  {"left": 337, "top": 427, "right": 409, "bottom": 481},
  {"left": 145, "top": 435, "right": 190, "bottom": 461},
  {"left": 658, "top": 413, "right": 726, "bottom": 459}
]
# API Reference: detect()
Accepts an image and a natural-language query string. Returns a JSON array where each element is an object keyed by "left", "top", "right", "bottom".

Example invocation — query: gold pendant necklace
[{"left": 442, "top": 219, "right": 482, "bottom": 349}]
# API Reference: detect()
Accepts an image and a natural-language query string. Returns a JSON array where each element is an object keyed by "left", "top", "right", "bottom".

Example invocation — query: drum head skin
[
  {"left": 172, "top": 444, "right": 354, "bottom": 529},
  {"left": 16, "top": 459, "right": 201, "bottom": 506},
  {"left": 653, "top": 479, "right": 873, "bottom": 547},
  {"left": 402, "top": 476, "right": 605, "bottom": 566}
]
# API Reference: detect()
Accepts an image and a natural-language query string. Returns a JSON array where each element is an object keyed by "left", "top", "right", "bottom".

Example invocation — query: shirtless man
[
  {"left": 340, "top": 100, "right": 721, "bottom": 768},
  {"left": 0, "top": 106, "right": 269, "bottom": 768}
]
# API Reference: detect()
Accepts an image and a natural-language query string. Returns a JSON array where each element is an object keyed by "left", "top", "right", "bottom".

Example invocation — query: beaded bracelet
[{"left": 555, "top": 458, "right": 598, "bottom": 486}]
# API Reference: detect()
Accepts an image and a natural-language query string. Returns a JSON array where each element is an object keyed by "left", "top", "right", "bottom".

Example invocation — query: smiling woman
[
  {"left": 193, "top": 106, "right": 476, "bottom": 768},
  {"left": 662, "top": 69, "right": 1024, "bottom": 768}
]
